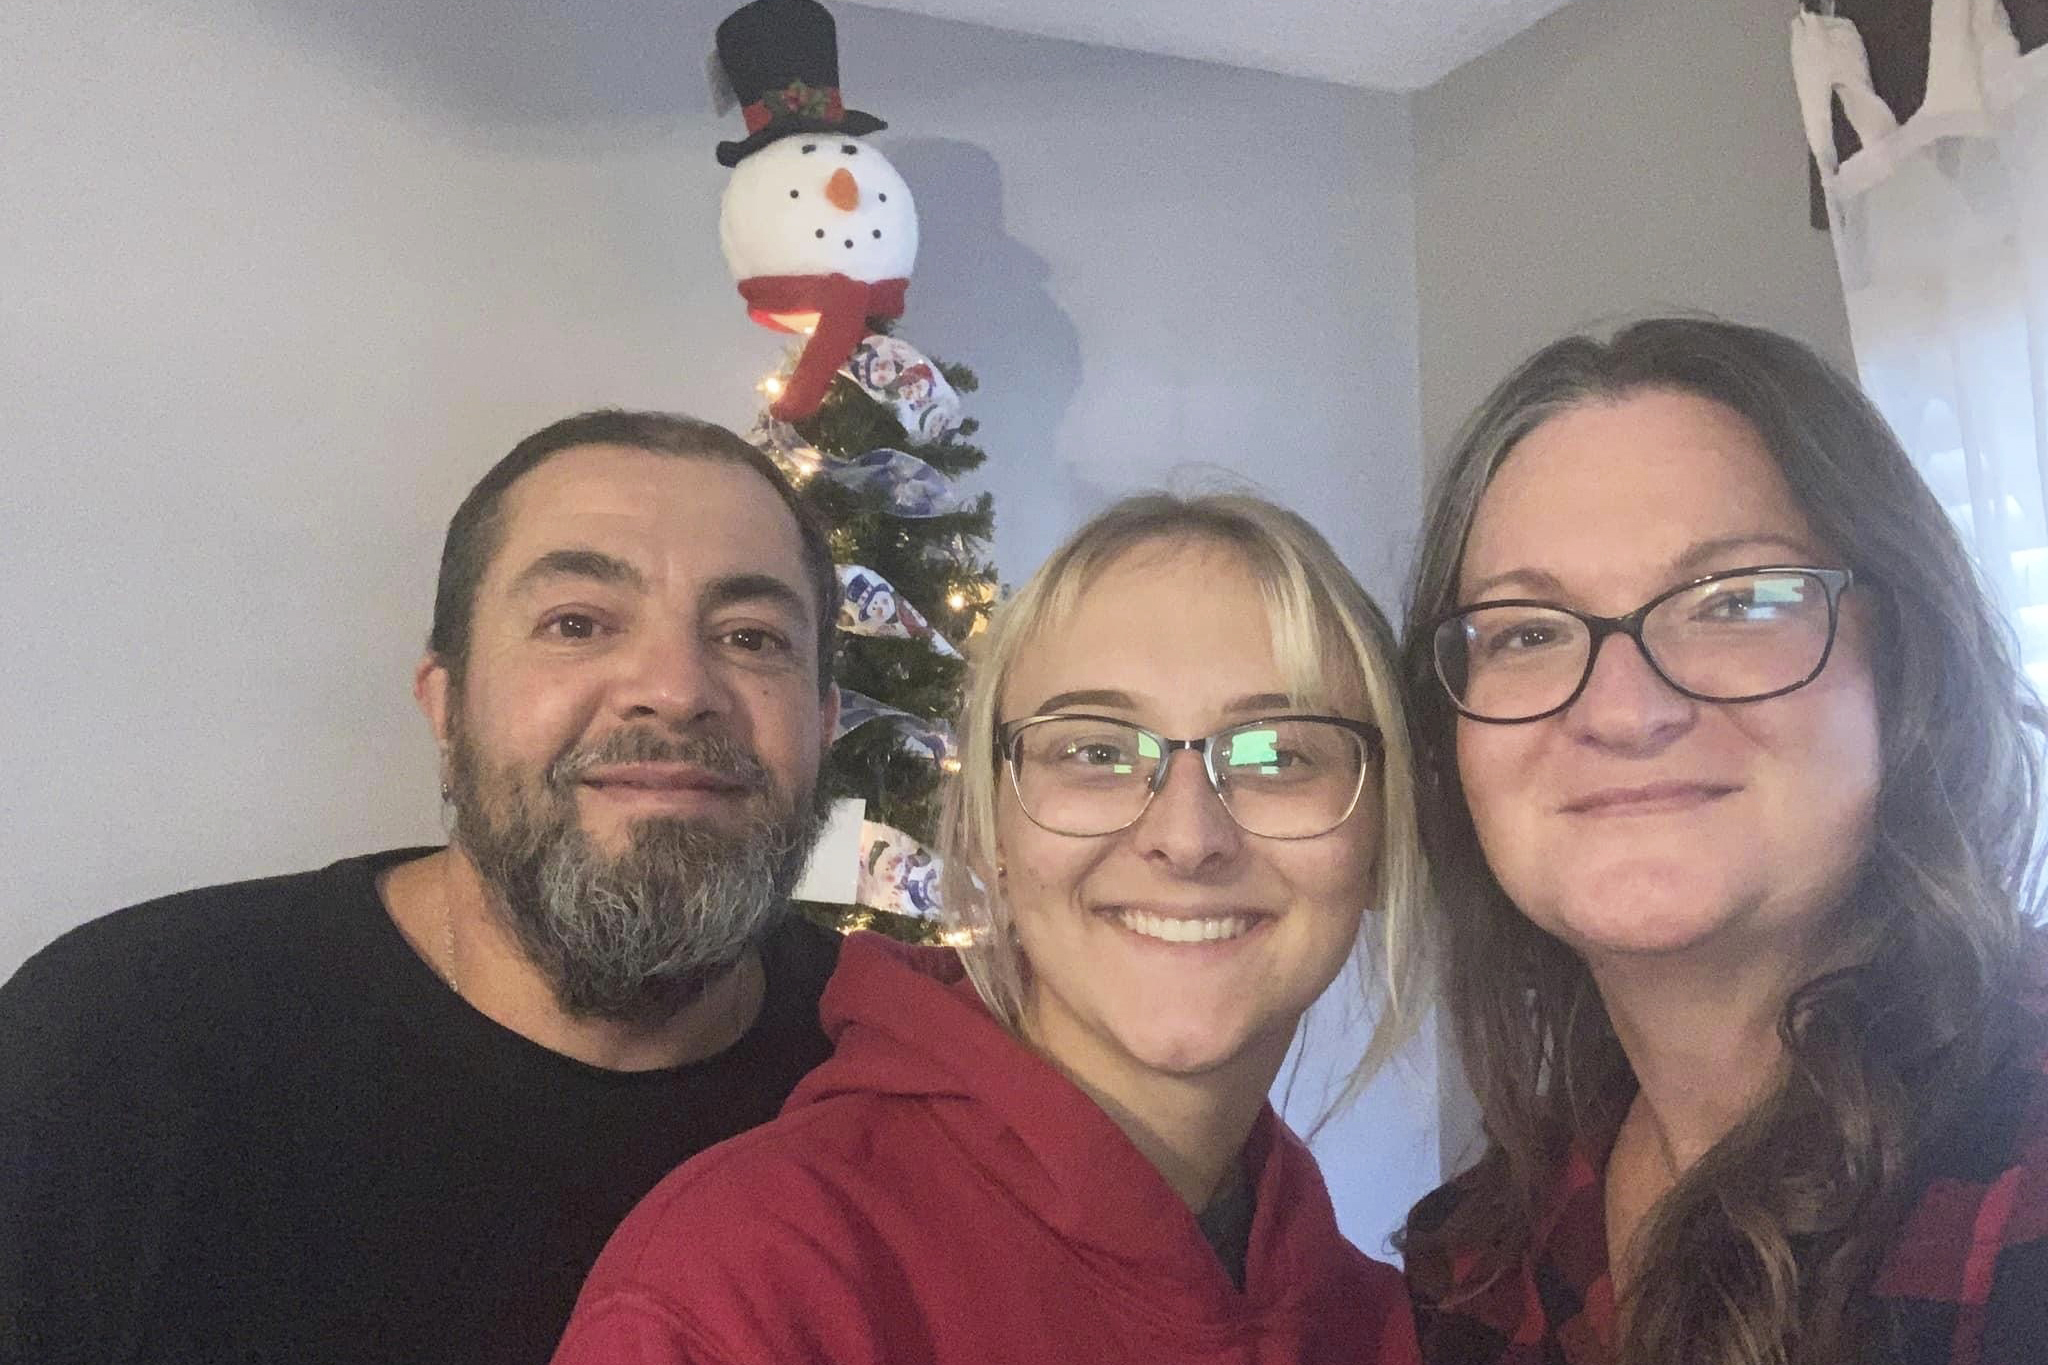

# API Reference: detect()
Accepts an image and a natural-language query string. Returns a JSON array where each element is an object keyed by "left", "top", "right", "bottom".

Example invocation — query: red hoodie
[{"left": 552, "top": 933, "right": 1420, "bottom": 1365}]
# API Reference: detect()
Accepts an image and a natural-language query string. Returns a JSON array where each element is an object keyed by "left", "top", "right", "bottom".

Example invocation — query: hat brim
[{"left": 716, "top": 110, "right": 887, "bottom": 167}]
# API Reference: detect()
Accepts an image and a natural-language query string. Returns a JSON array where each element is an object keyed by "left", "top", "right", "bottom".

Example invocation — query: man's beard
[{"left": 444, "top": 710, "right": 832, "bottom": 1027}]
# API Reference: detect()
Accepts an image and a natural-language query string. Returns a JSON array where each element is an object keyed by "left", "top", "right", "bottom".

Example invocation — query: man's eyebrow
[
  {"left": 509, "top": 548, "right": 644, "bottom": 595},
  {"left": 702, "top": 572, "right": 812, "bottom": 623}
]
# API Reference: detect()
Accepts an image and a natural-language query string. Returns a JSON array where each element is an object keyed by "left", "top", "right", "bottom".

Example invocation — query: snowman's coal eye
[
  {"left": 872, "top": 230, "right": 882, "bottom": 239},
  {"left": 814, "top": 229, "right": 825, "bottom": 239},
  {"left": 788, "top": 189, "right": 799, "bottom": 199},
  {"left": 877, "top": 193, "right": 887, "bottom": 203},
  {"left": 800, "top": 143, "right": 817, "bottom": 154},
  {"left": 841, "top": 144, "right": 857, "bottom": 155}
]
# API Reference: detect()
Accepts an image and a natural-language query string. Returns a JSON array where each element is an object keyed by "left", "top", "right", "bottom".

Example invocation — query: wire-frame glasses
[{"left": 997, "top": 713, "right": 1381, "bottom": 839}]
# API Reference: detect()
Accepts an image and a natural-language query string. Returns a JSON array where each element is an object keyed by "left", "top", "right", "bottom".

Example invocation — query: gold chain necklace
[{"left": 439, "top": 881, "right": 461, "bottom": 997}]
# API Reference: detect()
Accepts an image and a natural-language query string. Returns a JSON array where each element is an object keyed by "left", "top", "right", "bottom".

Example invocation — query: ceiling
[{"left": 851, "top": 0, "right": 1580, "bottom": 91}]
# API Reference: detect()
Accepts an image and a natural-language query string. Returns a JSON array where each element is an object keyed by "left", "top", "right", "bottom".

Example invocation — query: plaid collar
[{"left": 1411, "top": 962, "right": 2048, "bottom": 1365}]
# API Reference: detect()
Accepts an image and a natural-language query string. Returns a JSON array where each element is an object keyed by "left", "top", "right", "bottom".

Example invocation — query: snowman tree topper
[{"left": 714, "top": 0, "right": 919, "bottom": 423}]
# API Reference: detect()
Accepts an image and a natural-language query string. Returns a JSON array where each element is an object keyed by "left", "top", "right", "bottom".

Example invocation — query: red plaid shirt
[{"left": 1407, "top": 973, "right": 2048, "bottom": 1365}]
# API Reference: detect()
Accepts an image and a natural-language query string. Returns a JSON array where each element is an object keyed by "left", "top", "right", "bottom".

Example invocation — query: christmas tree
[
  {"left": 787, "top": 349, "right": 994, "bottom": 834},
  {"left": 752, "top": 340, "right": 998, "bottom": 942},
  {"left": 711, "top": 0, "right": 996, "bottom": 938}
]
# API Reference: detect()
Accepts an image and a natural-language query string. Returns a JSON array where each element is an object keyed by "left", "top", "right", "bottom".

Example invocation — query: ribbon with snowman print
[
  {"left": 841, "top": 334, "right": 963, "bottom": 442},
  {"left": 836, "top": 564, "right": 962, "bottom": 659}
]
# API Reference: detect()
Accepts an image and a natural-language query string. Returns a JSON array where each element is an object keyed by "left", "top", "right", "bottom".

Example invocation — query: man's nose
[
  {"left": 612, "top": 623, "right": 732, "bottom": 727},
  {"left": 1130, "top": 747, "right": 1243, "bottom": 873}
]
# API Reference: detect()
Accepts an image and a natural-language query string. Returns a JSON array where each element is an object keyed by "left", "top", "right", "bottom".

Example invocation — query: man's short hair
[{"left": 429, "top": 410, "right": 837, "bottom": 694}]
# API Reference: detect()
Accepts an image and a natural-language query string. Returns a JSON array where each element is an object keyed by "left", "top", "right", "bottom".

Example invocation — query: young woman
[
  {"left": 551, "top": 493, "right": 1426, "bottom": 1364},
  {"left": 1400, "top": 317, "right": 2048, "bottom": 1364}
]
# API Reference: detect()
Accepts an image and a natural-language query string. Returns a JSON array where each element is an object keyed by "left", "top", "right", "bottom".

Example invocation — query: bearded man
[{"left": 0, "top": 411, "right": 846, "bottom": 1365}]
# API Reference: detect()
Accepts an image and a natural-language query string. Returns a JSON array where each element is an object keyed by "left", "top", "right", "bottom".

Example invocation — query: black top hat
[{"left": 714, "top": 0, "right": 886, "bottom": 167}]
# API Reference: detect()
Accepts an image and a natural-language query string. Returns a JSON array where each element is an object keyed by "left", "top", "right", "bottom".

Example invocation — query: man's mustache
[{"left": 545, "top": 727, "right": 772, "bottom": 795}]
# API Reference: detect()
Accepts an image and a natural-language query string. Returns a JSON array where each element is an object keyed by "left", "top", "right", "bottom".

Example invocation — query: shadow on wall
[{"left": 874, "top": 136, "right": 1083, "bottom": 571}]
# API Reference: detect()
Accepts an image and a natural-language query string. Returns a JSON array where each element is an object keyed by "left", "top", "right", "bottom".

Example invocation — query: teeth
[{"left": 1115, "top": 910, "right": 1255, "bottom": 944}]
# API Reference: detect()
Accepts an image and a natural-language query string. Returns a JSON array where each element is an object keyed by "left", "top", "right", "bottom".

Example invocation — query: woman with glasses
[
  {"left": 552, "top": 493, "right": 1426, "bottom": 1364},
  {"left": 1399, "top": 317, "right": 2048, "bottom": 1365}
]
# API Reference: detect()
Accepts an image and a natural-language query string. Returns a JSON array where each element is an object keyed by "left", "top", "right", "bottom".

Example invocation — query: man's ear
[
  {"left": 820, "top": 682, "right": 841, "bottom": 747},
  {"left": 415, "top": 654, "right": 454, "bottom": 751}
]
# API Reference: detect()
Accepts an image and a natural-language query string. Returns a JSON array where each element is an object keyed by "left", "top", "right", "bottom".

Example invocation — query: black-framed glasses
[
  {"left": 1429, "top": 565, "right": 1855, "bottom": 724},
  {"left": 995, "top": 713, "right": 1382, "bottom": 839}
]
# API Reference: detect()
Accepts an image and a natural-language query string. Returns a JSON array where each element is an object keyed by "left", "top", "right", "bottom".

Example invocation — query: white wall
[
  {"left": 831, "top": 6, "right": 1425, "bottom": 595},
  {"left": 0, "top": 0, "right": 1433, "bottom": 1248},
  {"left": 1414, "top": 0, "right": 1854, "bottom": 462}
]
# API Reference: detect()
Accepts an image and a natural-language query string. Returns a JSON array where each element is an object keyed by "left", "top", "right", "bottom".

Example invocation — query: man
[{"left": 0, "top": 411, "right": 846, "bottom": 1364}]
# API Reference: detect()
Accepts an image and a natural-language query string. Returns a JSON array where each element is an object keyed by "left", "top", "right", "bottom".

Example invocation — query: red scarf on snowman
[{"left": 738, "top": 273, "right": 909, "bottom": 421}]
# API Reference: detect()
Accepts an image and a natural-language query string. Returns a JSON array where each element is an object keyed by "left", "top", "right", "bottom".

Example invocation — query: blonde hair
[{"left": 936, "top": 491, "right": 1428, "bottom": 1094}]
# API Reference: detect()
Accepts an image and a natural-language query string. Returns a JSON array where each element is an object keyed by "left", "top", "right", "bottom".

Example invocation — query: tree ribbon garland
[
  {"left": 841, "top": 333, "right": 963, "bottom": 441},
  {"left": 857, "top": 819, "right": 942, "bottom": 918},
  {"left": 837, "top": 563, "right": 962, "bottom": 658},
  {"left": 816, "top": 447, "right": 971, "bottom": 516},
  {"left": 835, "top": 688, "right": 957, "bottom": 763}
]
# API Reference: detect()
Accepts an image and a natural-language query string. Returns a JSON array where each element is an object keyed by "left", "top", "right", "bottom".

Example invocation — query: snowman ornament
[{"left": 713, "top": 0, "right": 918, "bottom": 422}]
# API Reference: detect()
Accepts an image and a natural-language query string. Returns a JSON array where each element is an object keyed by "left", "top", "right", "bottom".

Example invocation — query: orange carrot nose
[{"left": 824, "top": 167, "right": 860, "bottom": 212}]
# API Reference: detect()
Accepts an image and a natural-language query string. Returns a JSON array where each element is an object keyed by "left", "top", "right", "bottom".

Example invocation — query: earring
[{"left": 439, "top": 781, "right": 452, "bottom": 802}]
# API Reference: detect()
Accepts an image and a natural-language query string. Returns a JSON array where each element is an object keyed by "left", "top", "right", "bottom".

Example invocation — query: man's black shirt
[{"left": 0, "top": 849, "right": 840, "bottom": 1364}]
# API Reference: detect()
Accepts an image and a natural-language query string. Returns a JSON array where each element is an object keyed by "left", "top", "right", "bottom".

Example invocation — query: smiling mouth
[{"left": 1108, "top": 908, "right": 1264, "bottom": 944}]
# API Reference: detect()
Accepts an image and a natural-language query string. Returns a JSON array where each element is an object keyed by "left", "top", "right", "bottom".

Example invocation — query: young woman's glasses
[
  {"left": 996, "top": 714, "right": 1381, "bottom": 839},
  {"left": 1429, "top": 565, "right": 1855, "bottom": 724}
]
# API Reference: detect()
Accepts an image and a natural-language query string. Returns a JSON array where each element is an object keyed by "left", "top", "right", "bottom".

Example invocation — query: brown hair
[
  {"left": 1399, "top": 317, "right": 2045, "bottom": 1362},
  {"left": 428, "top": 409, "right": 837, "bottom": 694}
]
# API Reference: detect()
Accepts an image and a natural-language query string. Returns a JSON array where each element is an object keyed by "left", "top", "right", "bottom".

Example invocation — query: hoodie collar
[{"left": 786, "top": 933, "right": 1353, "bottom": 1318}]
